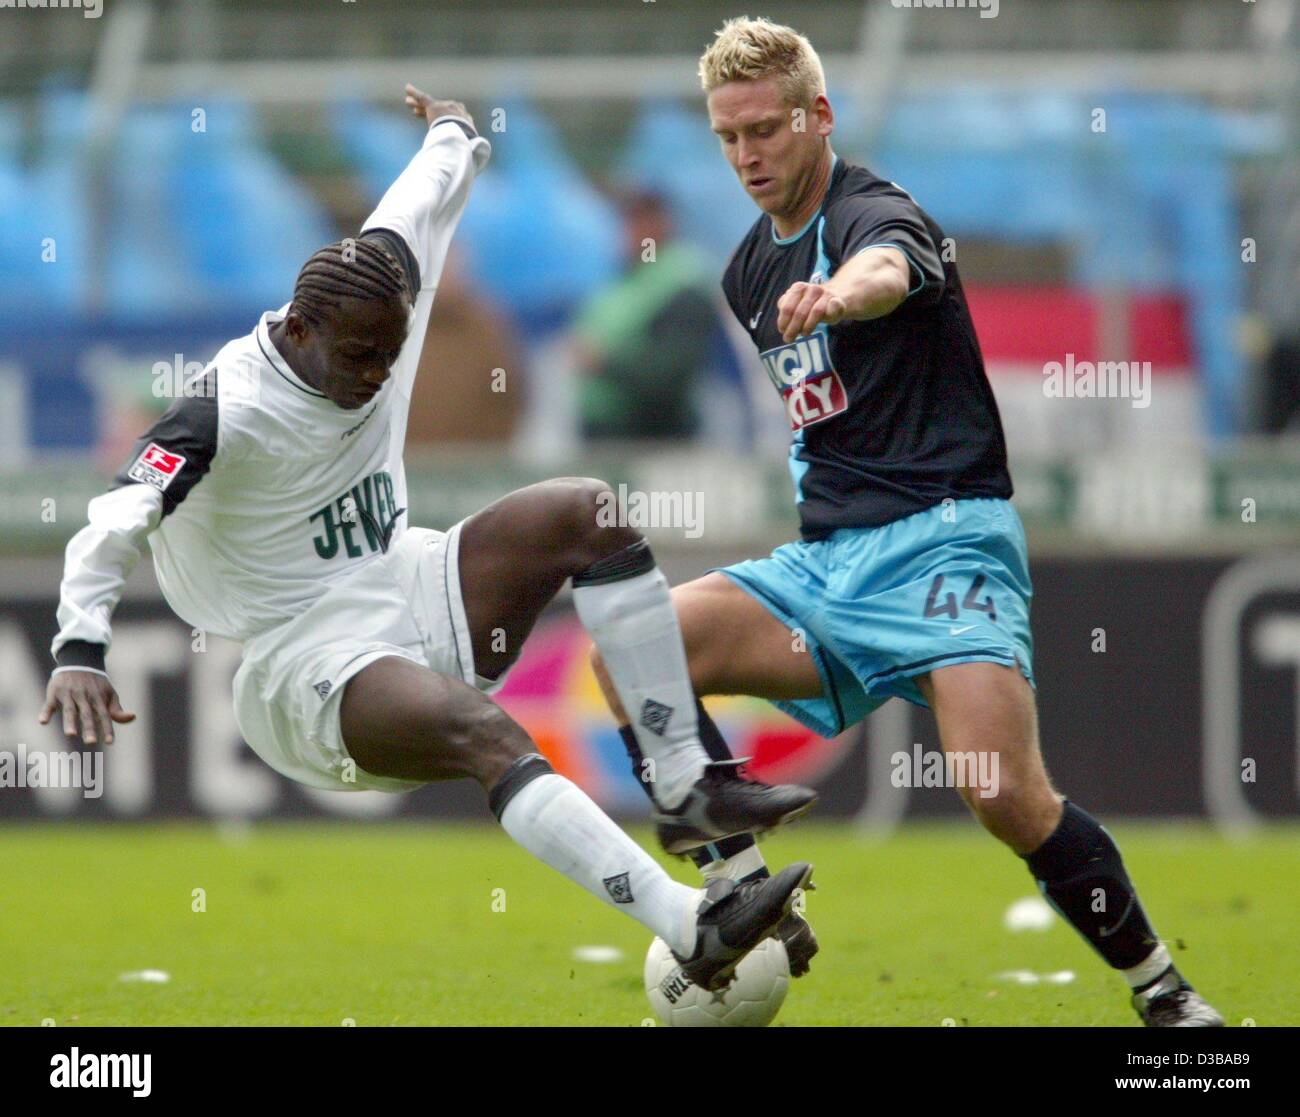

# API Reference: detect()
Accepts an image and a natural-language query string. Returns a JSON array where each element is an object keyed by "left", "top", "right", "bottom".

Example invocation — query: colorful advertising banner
[{"left": 3, "top": 554, "right": 1299, "bottom": 824}]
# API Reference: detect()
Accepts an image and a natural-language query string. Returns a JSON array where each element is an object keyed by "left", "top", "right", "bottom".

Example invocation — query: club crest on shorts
[
  {"left": 639, "top": 698, "right": 673, "bottom": 737},
  {"left": 312, "top": 679, "right": 332, "bottom": 700},
  {"left": 127, "top": 443, "right": 187, "bottom": 492},
  {"left": 603, "top": 872, "right": 634, "bottom": 904}
]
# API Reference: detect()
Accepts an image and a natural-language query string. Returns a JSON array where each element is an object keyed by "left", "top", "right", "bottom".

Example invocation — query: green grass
[{"left": 2, "top": 822, "right": 1295, "bottom": 1026}]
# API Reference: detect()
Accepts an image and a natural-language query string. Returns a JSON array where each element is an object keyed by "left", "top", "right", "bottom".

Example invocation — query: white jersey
[{"left": 52, "top": 117, "right": 491, "bottom": 669}]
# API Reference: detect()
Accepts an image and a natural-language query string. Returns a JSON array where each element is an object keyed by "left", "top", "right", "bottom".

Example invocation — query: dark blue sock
[{"left": 1023, "top": 800, "right": 1160, "bottom": 970}]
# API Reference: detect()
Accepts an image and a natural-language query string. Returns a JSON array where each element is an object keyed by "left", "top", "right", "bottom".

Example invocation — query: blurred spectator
[
  {"left": 572, "top": 189, "right": 721, "bottom": 441},
  {"left": 406, "top": 248, "right": 524, "bottom": 446}
]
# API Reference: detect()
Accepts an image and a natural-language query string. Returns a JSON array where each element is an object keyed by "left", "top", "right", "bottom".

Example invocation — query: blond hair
[{"left": 698, "top": 16, "right": 826, "bottom": 107}]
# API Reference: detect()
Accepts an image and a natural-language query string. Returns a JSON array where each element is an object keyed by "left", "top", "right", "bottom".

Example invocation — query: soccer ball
[{"left": 644, "top": 936, "right": 790, "bottom": 1027}]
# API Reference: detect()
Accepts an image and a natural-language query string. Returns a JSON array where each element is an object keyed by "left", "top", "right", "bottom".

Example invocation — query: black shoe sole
[
  {"left": 777, "top": 913, "right": 819, "bottom": 979},
  {"left": 657, "top": 795, "right": 819, "bottom": 856}
]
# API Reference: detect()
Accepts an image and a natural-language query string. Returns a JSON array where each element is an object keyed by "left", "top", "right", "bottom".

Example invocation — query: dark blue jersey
[{"left": 721, "top": 156, "right": 1012, "bottom": 540}]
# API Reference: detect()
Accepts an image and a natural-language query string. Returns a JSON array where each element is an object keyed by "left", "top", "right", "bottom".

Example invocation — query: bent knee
[
  {"left": 960, "top": 774, "right": 1061, "bottom": 851},
  {"left": 542, "top": 476, "right": 640, "bottom": 568},
  {"left": 545, "top": 476, "right": 613, "bottom": 537}
]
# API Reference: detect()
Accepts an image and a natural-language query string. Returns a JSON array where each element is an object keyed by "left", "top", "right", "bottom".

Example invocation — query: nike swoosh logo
[
  {"left": 749, "top": 311, "right": 762, "bottom": 328},
  {"left": 1098, "top": 895, "right": 1135, "bottom": 938},
  {"left": 949, "top": 624, "right": 977, "bottom": 635}
]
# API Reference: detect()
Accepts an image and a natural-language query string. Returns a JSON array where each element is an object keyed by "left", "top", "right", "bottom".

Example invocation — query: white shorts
[{"left": 232, "top": 524, "right": 503, "bottom": 793}]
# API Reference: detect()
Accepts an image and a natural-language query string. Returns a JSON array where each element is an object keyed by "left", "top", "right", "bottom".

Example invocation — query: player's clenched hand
[
  {"left": 777, "top": 281, "right": 847, "bottom": 343},
  {"left": 404, "top": 84, "right": 475, "bottom": 134},
  {"left": 38, "top": 671, "right": 135, "bottom": 747}
]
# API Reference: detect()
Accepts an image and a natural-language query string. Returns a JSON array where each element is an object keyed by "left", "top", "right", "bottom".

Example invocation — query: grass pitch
[{"left": 2, "top": 821, "right": 1295, "bottom": 1027}]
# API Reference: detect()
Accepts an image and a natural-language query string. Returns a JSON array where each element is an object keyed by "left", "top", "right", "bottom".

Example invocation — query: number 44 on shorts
[{"left": 923, "top": 573, "right": 997, "bottom": 624}]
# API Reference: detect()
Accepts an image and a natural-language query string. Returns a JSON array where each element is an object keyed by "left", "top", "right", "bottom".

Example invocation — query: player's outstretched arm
[
  {"left": 42, "top": 375, "right": 219, "bottom": 747},
  {"left": 39, "top": 482, "right": 161, "bottom": 747},
  {"left": 355, "top": 85, "right": 492, "bottom": 401},
  {"left": 776, "top": 247, "right": 911, "bottom": 342},
  {"left": 359, "top": 84, "right": 491, "bottom": 295}
]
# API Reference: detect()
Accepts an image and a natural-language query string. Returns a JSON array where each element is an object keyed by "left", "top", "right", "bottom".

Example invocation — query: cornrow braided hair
[{"left": 289, "top": 237, "right": 411, "bottom": 329}]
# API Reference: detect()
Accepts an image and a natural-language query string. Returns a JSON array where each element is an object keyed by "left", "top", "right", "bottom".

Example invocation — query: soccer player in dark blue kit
[{"left": 593, "top": 17, "right": 1222, "bottom": 1025}]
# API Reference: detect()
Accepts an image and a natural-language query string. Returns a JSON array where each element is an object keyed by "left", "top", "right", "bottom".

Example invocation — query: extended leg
[
  {"left": 591, "top": 571, "right": 825, "bottom": 974},
  {"left": 341, "top": 655, "right": 696, "bottom": 949},
  {"left": 917, "top": 661, "right": 1222, "bottom": 1026},
  {"left": 340, "top": 654, "right": 811, "bottom": 990}
]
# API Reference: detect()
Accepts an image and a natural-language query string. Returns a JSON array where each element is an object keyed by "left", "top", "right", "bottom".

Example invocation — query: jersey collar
[{"left": 257, "top": 309, "right": 329, "bottom": 400}]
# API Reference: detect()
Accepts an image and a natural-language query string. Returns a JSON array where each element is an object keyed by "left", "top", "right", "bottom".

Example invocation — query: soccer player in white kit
[{"left": 38, "top": 85, "right": 816, "bottom": 991}]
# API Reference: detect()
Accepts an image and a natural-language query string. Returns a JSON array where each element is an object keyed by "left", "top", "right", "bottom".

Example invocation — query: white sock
[
  {"left": 1124, "top": 942, "right": 1174, "bottom": 991},
  {"left": 573, "top": 566, "right": 708, "bottom": 808},
  {"left": 498, "top": 773, "right": 699, "bottom": 954},
  {"left": 700, "top": 844, "right": 768, "bottom": 883}
]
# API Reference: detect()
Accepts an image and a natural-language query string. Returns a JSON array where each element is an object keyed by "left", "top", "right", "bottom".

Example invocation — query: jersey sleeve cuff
[
  {"left": 853, "top": 242, "right": 927, "bottom": 298},
  {"left": 55, "top": 640, "right": 107, "bottom": 672},
  {"left": 428, "top": 115, "right": 478, "bottom": 143}
]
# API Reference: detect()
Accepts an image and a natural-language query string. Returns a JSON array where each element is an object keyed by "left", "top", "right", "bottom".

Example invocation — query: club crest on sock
[
  {"left": 603, "top": 872, "right": 635, "bottom": 904},
  {"left": 639, "top": 698, "right": 674, "bottom": 737}
]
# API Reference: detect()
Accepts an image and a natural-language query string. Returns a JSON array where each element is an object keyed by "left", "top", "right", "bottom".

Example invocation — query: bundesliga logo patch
[
  {"left": 127, "top": 443, "right": 187, "bottom": 492},
  {"left": 759, "top": 331, "right": 848, "bottom": 430}
]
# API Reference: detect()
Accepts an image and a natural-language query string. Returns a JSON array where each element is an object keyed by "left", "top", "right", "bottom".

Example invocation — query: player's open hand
[
  {"left": 777, "top": 281, "right": 847, "bottom": 342},
  {"left": 39, "top": 671, "right": 135, "bottom": 747},
  {"left": 404, "top": 84, "right": 475, "bottom": 134}
]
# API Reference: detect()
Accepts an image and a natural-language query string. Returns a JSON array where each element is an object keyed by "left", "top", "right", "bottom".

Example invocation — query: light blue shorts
[{"left": 715, "top": 497, "right": 1034, "bottom": 738}]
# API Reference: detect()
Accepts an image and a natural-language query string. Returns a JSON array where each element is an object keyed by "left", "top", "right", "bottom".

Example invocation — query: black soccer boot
[
  {"left": 674, "top": 862, "right": 814, "bottom": 992},
  {"left": 653, "top": 760, "right": 817, "bottom": 855}
]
